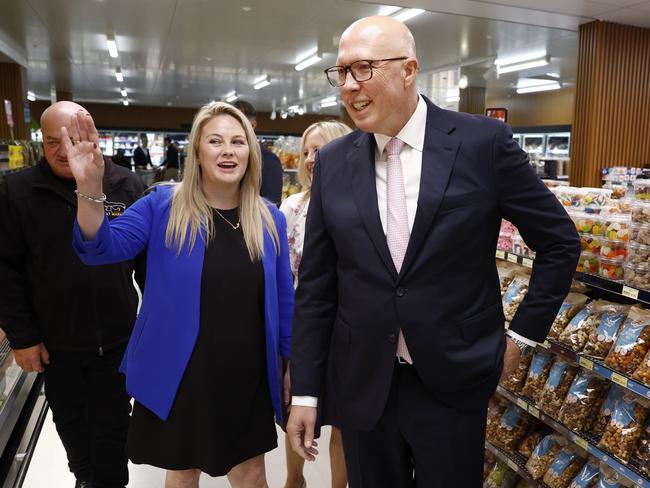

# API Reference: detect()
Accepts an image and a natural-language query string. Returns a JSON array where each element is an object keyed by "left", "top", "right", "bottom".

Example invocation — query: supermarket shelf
[
  {"left": 485, "top": 440, "right": 549, "bottom": 487},
  {"left": 495, "top": 385, "right": 650, "bottom": 488},
  {"left": 496, "top": 249, "right": 650, "bottom": 305},
  {"left": 542, "top": 339, "right": 650, "bottom": 401}
]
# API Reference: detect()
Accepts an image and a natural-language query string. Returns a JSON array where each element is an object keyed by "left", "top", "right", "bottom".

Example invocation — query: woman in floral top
[{"left": 280, "top": 120, "right": 351, "bottom": 488}]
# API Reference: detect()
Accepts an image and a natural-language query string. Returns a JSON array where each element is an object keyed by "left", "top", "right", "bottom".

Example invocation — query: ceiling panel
[{"left": 0, "top": 0, "right": 648, "bottom": 114}]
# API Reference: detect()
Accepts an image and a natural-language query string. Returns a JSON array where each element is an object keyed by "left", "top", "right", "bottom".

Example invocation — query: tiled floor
[{"left": 24, "top": 410, "right": 336, "bottom": 487}]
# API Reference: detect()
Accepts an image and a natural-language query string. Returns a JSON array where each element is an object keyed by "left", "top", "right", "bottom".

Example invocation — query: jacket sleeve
[
  {"left": 274, "top": 210, "right": 294, "bottom": 360},
  {"left": 73, "top": 188, "right": 157, "bottom": 264},
  {"left": 0, "top": 183, "right": 42, "bottom": 349},
  {"left": 290, "top": 154, "right": 339, "bottom": 396},
  {"left": 494, "top": 123, "right": 581, "bottom": 342}
]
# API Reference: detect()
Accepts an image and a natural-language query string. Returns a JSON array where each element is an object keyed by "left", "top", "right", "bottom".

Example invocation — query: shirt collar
[{"left": 374, "top": 95, "right": 427, "bottom": 158}]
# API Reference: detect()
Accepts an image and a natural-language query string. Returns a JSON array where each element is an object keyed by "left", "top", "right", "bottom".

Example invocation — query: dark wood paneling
[
  {"left": 571, "top": 21, "right": 650, "bottom": 187},
  {"left": 0, "top": 63, "right": 29, "bottom": 140}
]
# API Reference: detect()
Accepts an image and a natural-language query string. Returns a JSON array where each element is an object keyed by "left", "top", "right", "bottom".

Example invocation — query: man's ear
[
  {"left": 403, "top": 58, "right": 419, "bottom": 88},
  {"left": 250, "top": 118, "right": 258, "bottom": 130}
]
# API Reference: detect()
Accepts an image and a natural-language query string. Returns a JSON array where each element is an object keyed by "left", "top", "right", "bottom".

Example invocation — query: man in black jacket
[
  {"left": 0, "top": 101, "right": 145, "bottom": 488},
  {"left": 233, "top": 100, "right": 283, "bottom": 205}
]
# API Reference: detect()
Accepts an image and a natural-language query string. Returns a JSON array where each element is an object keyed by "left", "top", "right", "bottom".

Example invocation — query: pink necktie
[{"left": 385, "top": 137, "right": 413, "bottom": 364}]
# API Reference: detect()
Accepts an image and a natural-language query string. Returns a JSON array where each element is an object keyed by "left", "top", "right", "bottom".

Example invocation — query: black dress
[{"left": 126, "top": 208, "right": 277, "bottom": 476}]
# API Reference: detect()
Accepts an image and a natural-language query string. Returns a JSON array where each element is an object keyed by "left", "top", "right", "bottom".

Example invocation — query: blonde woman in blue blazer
[{"left": 67, "top": 102, "right": 293, "bottom": 488}]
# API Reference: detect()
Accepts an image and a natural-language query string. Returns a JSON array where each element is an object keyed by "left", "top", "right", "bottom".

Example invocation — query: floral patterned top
[{"left": 279, "top": 191, "right": 310, "bottom": 288}]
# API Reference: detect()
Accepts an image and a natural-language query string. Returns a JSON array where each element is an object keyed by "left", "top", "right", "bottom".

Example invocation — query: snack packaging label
[
  {"left": 547, "top": 361, "right": 568, "bottom": 390},
  {"left": 613, "top": 320, "right": 645, "bottom": 355},
  {"left": 529, "top": 352, "right": 551, "bottom": 378},
  {"left": 567, "top": 308, "right": 591, "bottom": 331},
  {"left": 569, "top": 460, "right": 599, "bottom": 487},
  {"left": 611, "top": 396, "right": 638, "bottom": 428},
  {"left": 531, "top": 435, "right": 557, "bottom": 457},
  {"left": 596, "top": 312, "right": 626, "bottom": 342},
  {"left": 549, "top": 449, "right": 576, "bottom": 476},
  {"left": 504, "top": 280, "right": 525, "bottom": 305},
  {"left": 565, "top": 373, "right": 589, "bottom": 403},
  {"left": 602, "top": 386, "right": 624, "bottom": 416},
  {"left": 500, "top": 405, "right": 524, "bottom": 431}
]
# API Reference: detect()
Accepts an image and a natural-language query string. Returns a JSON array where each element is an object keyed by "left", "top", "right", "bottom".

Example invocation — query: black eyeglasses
[{"left": 323, "top": 57, "right": 408, "bottom": 87}]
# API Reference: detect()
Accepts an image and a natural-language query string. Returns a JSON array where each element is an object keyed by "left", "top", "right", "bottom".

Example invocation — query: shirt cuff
[
  {"left": 291, "top": 396, "right": 318, "bottom": 407},
  {"left": 506, "top": 329, "right": 539, "bottom": 348}
]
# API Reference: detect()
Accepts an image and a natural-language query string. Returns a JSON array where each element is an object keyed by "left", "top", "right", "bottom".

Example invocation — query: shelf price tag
[
  {"left": 579, "top": 357, "right": 594, "bottom": 371},
  {"left": 506, "top": 459, "right": 518, "bottom": 472},
  {"left": 507, "top": 254, "right": 518, "bottom": 264},
  {"left": 522, "top": 258, "right": 533, "bottom": 269},
  {"left": 622, "top": 286, "right": 639, "bottom": 300},
  {"left": 528, "top": 406, "right": 540, "bottom": 418},
  {"left": 574, "top": 436, "right": 589, "bottom": 451},
  {"left": 496, "top": 250, "right": 505, "bottom": 259},
  {"left": 541, "top": 340, "right": 551, "bottom": 349},
  {"left": 516, "top": 398, "right": 528, "bottom": 411},
  {"left": 611, "top": 372, "right": 629, "bottom": 388}
]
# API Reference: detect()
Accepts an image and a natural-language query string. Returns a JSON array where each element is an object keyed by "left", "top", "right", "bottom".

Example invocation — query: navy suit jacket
[{"left": 291, "top": 96, "right": 580, "bottom": 431}]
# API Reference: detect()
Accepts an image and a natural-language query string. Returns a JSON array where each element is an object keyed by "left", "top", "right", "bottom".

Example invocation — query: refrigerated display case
[{"left": 545, "top": 132, "right": 571, "bottom": 157}]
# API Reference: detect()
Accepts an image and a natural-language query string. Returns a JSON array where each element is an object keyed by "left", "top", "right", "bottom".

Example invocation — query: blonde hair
[
  {"left": 298, "top": 120, "right": 352, "bottom": 192},
  {"left": 165, "top": 102, "right": 279, "bottom": 259}
]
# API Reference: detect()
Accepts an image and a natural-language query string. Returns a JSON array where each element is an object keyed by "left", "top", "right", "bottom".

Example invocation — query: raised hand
[{"left": 61, "top": 110, "right": 104, "bottom": 187}]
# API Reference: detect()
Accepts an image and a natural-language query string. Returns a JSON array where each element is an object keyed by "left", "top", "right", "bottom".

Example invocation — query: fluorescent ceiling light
[
  {"left": 107, "top": 36, "right": 119, "bottom": 58},
  {"left": 120, "top": 88, "right": 127, "bottom": 97},
  {"left": 253, "top": 75, "right": 270, "bottom": 90},
  {"left": 321, "top": 96, "right": 337, "bottom": 104},
  {"left": 516, "top": 83, "right": 560, "bottom": 94},
  {"left": 122, "top": 99, "right": 129, "bottom": 106},
  {"left": 226, "top": 91, "right": 238, "bottom": 102},
  {"left": 270, "top": 111, "right": 277, "bottom": 121},
  {"left": 115, "top": 68, "right": 123, "bottom": 82},
  {"left": 546, "top": 72, "right": 560, "bottom": 79},
  {"left": 379, "top": 5, "right": 401, "bottom": 16},
  {"left": 497, "top": 57, "right": 548, "bottom": 75},
  {"left": 445, "top": 96, "right": 460, "bottom": 103},
  {"left": 392, "top": 8, "right": 425, "bottom": 22},
  {"left": 280, "top": 111, "right": 288, "bottom": 119},
  {"left": 27, "top": 91, "right": 35, "bottom": 101},
  {"left": 458, "top": 75, "right": 468, "bottom": 89},
  {"left": 321, "top": 100, "right": 338, "bottom": 108},
  {"left": 287, "top": 105, "right": 300, "bottom": 111},
  {"left": 495, "top": 49, "right": 548, "bottom": 75},
  {"left": 295, "top": 54, "right": 322, "bottom": 71}
]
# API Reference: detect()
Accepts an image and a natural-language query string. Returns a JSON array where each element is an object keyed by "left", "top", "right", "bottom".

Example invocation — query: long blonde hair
[
  {"left": 165, "top": 102, "right": 279, "bottom": 259},
  {"left": 298, "top": 120, "right": 352, "bottom": 192}
]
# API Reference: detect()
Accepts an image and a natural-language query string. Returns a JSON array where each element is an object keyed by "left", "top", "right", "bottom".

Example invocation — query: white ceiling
[{"left": 0, "top": 0, "right": 649, "bottom": 114}]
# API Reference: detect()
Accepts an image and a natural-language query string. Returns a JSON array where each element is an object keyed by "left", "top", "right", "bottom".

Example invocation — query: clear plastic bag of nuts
[
  {"left": 558, "top": 302, "right": 600, "bottom": 352},
  {"left": 567, "top": 457, "right": 600, "bottom": 488},
  {"left": 542, "top": 447, "right": 586, "bottom": 488},
  {"left": 604, "top": 306, "right": 650, "bottom": 375},
  {"left": 557, "top": 371, "right": 608, "bottom": 433},
  {"left": 597, "top": 462, "right": 634, "bottom": 487},
  {"left": 502, "top": 274, "right": 530, "bottom": 322},
  {"left": 596, "top": 393, "right": 649, "bottom": 462},
  {"left": 521, "top": 351, "right": 554, "bottom": 404},
  {"left": 633, "top": 419, "right": 650, "bottom": 477},
  {"left": 490, "top": 404, "right": 533, "bottom": 453},
  {"left": 525, "top": 433, "right": 563, "bottom": 479},
  {"left": 632, "top": 346, "right": 650, "bottom": 387},
  {"left": 483, "top": 462, "right": 519, "bottom": 488},
  {"left": 538, "top": 359, "right": 579, "bottom": 418},
  {"left": 582, "top": 302, "right": 629, "bottom": 359},
  {"left": 500, "top": 346, "right": 535, "bottom": 394},
  {"left": 593, "top": 385, "right": 624, "bottom": 437},
  {"left": 517, "top": 428, "right": 547, "bottom": 460},
  {"left": 497, "top": 261, "right": 521, "bottom": 297},
  {"left": 486, "top": 397, "right": 509, "bottom": 443},
  {"left": 548, "top": 293, "right": 590, "bottom": 340}
]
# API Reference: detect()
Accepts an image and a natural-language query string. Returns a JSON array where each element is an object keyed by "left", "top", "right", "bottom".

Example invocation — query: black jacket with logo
[{"left": 0, "top": 157, "right": 146, "bottom": 353}]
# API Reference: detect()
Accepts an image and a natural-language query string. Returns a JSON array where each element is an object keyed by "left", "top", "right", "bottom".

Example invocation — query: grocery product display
[
  {"left": 542, "top": 447, "right": 585, "bottom": 488},
  {"left": 526, "top": 434, "right": 562, "bottom": 479}
]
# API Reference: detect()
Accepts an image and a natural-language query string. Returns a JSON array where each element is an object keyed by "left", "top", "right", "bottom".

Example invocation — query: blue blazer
[{"left": 73, "top": 186, "right": 294, "bottom": 422}]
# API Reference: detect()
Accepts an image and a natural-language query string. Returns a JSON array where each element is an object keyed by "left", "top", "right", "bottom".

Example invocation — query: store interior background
[{"left": 0, "top": 0, "right": 650, "bottom": 486}]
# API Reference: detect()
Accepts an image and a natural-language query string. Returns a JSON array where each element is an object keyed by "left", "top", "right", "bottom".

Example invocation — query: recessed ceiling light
[
  {"left": 253, "top": 75, "right": 271, "bottom": 90},
  {"left": 106, "top": 34, "right": 119, "bottom": 58},
  {"left": 123, "top": 99, "right": 129, "bottom": 106},
  {"left": 242, "top": 6, "right": 252, "bottom": 12},
  {"left": 120, "top": 88, "right": 127, "bottom": 97},
  {"left": 27, "top": 91, "right": 36, "bottom": 101}
]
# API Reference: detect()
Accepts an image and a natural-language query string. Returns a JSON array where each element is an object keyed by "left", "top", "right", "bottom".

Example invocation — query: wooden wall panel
[
  {"left": 486, "top": 87, "right": 574, "bottom": 128},
  {"left": 0, "top": 62, "right": 29, "bottom": 140},
  {"left": 459, "top": 86, "right": 486, "bottom": 115},
  {"left": 571, "top": 21, "right": 650, "bottom": 187}
]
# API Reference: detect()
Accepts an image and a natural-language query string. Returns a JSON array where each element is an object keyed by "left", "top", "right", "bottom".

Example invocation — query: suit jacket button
[
  {"left": 396, "top": 287, "right": 406, "bottom": 297},
  {"left": 388, "top": 333, "right": 397, "bottom": 343}
]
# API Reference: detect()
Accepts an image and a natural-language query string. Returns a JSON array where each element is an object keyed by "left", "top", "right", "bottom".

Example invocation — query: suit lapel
[
  {"left": 348, "top": 132, "right": 398, "bottom": 279},
  {"left": 400, "top": 99, "right": 460, "bottom": 280}
]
